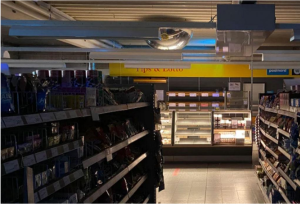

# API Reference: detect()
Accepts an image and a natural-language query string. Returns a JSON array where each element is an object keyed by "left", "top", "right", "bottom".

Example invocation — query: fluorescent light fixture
[
  {"left": 7, "top": 63, "right": 66, "bottom": 68},
  {"left": 133, "top": 78, "right": 167, "bottom": 83},
  {"left": 125, "top": 62, "right": 190, "bottom": 69},
  {"left": 252, "top": 62, "right": 300, "bottom": 69},
  {"left": 262, "top": 54, "right": 300, "bottom": 62},
  {"left": 90, "top": 51, "right": 181, "bottom": 60}
]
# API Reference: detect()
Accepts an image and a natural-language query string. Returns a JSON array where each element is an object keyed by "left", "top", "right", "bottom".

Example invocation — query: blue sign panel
[{"left": 267, "top": 69, "right": 289, "bottom": 75}]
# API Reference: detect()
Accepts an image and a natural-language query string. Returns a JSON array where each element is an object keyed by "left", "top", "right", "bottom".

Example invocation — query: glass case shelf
[
  {"left": 160, "top": 111, "right": 173, "bottom": 145},
  {"left": 160, "top": 110, "right": 252, "bottom": 146},
  {"left": 175, "top": 112, "right": 212, "bottom": 145},
  {"left": 213, "top": 111, "right": 252, "bottom": 145}
]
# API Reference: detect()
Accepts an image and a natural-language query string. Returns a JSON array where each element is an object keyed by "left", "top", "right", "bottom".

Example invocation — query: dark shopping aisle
[{"left": 157, "top": 163, "right": 265, "bottom": 203}]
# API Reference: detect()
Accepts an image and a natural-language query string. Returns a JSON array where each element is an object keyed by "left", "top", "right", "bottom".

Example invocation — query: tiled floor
[{"left": 157, "top": 163, "right": 265, "bottom": 203}]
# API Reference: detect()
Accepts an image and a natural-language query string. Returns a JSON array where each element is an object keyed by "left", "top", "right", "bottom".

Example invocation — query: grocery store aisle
[{"left": 157, "top": 163, "right": 265, "bottom": 203}]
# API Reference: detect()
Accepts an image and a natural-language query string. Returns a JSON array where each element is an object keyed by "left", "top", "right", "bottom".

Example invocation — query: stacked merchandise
[
  {"left": 255, "top": 116, "right": 261, "bottom": 145},
  {"left": 1, "top": 71, "right": 146, "bottom": 116},
  {"left": 260, "top": 92, "right": 300, "bottom": 110},
  {"left": 154, "top": 107, "right": 165, "bottom": 195},
  {"left": 256, "top": 93, "right": 300, "bottom": 203},
  {"left": 154, "top": 130, "right": 165, "bottom": 193},
  {"left": 1, "top": 121, "right": 82, "bottom": 203},
  {"left": 1, "top": 78, "right": 156, "bottom": 203}
]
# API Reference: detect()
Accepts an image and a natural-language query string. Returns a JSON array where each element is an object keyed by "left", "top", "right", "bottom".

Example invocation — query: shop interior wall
[
  {"left": 154, "top": 77, "right": 289, "bottom": 103},
  {"left": 105, "top": 76, "right": 288, "bottom": 101}
]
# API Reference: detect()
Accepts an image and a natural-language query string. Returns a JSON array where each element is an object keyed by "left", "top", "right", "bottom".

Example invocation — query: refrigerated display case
[
  {"left": 213, "top": 110, "right": 252, "bottom": 145},
  {"left": 174, "top": 111, "right": 212, "bottom": 145},
  {"left": 159, "top": 110, "right": 252, "bottom": 146}
]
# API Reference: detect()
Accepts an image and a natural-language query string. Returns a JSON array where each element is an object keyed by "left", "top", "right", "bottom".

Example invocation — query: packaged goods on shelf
[
  {"left": 257, "top": 92, "right": 300, "bottom": 203},
  {"left": 1, "top": 83, "right": 156, "bottom": 204}
]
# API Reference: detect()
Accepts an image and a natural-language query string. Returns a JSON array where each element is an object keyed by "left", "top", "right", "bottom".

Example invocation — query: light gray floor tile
[
  {"left": 187, "top": 199, "right": 205, "bottom": 203},
  {"left": 157, "top": 163, "right": 264, "bottom": 204},
  {"left": 170, "top": 199, "right": 188, "bottom": 203}
]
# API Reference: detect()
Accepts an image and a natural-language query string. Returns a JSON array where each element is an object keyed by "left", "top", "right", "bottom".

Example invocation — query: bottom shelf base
[{"left": 256, "top": 176, "right": 271, "bottom": 203}]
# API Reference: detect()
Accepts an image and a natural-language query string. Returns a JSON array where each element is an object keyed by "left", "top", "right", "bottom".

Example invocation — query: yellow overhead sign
[{"left": 109, "top": 63, "right": 298, "bottom": 78}]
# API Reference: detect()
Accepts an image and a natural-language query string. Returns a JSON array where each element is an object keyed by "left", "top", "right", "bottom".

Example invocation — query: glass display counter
[
  {"left": 174, "top": 111, "right": 212, "bottom": 145},
  {"left": 213, "top": 110, "right": 252, "bottom": 145},
  {"left": 160, "top": 110, "right": 252, "bottom": 146},
  {"left": 160, "top": 111, "right": 173, "bottom": 145}
]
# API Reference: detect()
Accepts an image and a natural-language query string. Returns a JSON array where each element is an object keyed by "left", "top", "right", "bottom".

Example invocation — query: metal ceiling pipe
[
  {"left": 17, "top": 1, "right": 65, "bottom": 20},
  {"left": 2, "top": 1, "right": 48, "bottom": 20},
  {"left": 2, "top": 47, "right": 216, "bottom": 54},
  {"left": 99, "top": 39, "right": 122, "bottom": 49},
  {"left": 36, "top": 1, "right": 76, "bottom": 21},
  {"left": 88, "top": 40, "right": 113, "bottom": 49}
]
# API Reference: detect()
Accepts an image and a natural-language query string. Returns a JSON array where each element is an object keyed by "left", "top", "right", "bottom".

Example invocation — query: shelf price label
[
  {"left": 178, "top": 93, "right": 185, "bottom": 97},
  {"left": 40, "top": 112, "right": 56, "bottom": 122},
  {"left": 35, "top": 151, "right": 47, "bottom": 163},
  {"left": 212, "top": 103, "right": 219, "bottom": 107},
  {"left": 189, "top": 93, "right": 197, "bottom": 97},
  {"left": 106, "top": 148, "right": 113, "bottom": 162},
  {"left": 38, "top": 188, "right": 48, "bottom": 200},
  {"left": 73, "top": 140, "right": 80, "bottom": 149},
  {"left": 53, "top": 181, "right": 61, "bottom": 192},
  {"left": 3, "top": 116, "right": 24, "bottom": 127},
  {"left": 63, "top": 175, "right": 71, "bottom": 186},
  {"left": 169, "top": 103, "right": 176, "bottom": 107},
  {"left": 201, "top": 103, "right": 209, "bottom": 107},
  {"left": 3, "top": 159, "right": 20, "bottom": 174},
  {"left": 63, "top": 144, "right": 70, "bottom": 152},
  {"left": 201, "top": 93, "right": 209, "bottom": 97},
  {"left": 24, "top": 114, "right": 42, "bottom": 125},
  {"left": 23, "top": 154, "right": 36, "bottom": 167},
  {"left": 54, "top": 111, "right": 68, "bottom": 120},
  {"left": 34, "top": 193, "right": 40, "bottom": 203},
  {"left": 68, "top": 110, "right": 78, "bottom": 118},
  {"left": 212, "top": 93, "right": 220, "bottom": 97},
  {"left": 1, "top": 119, "right": 6, "bottom": 128},
  {"left": 76, "top": 109, "right": 83, "bottom": 117},
  {"left": 169, "top": 93, "right": 176, "bottom": 97},
  {"left": 81, "top": 109, "right": 91, "bottom": 117},
  {"left": 178, "top": 103, "right": 185, "bottom": 107},
  {"left": 189, "top": 103, "right": 197, "bottom": 107}
]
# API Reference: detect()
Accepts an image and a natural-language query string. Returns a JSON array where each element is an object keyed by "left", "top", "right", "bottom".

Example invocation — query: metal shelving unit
[
  {"left": 2, "top": 102, "right": 150, "bottom": 129},
  {"left": 82, "top": 130, "right": 149, "bottom": 169},
  {"left": 83, "top": 153, "right": 148, "bottom": 203},
  {"left": 1, "top": 84, "right": 156, "bottom": 204},
  {"left": 257, "top": 103, "right": 300, "bottom": 203},
  {"left": 119, "top": 175, "right": 148, "bottom": 203}
]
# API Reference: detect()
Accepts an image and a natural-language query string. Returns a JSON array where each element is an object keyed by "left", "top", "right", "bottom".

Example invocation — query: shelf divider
[
  {"left": 143, "top": 195, "right": 150, "bottom": 204},
  {"left": 37, "top": 169, "right": 84, "bottom": 202},
  {"left": 278, "top": 146, "right": 291, "bottom": 160},
  {"left": 277, "top": 128, "right": 290, "bottom": 138},
  {"left": 82, "top": 131, "right": 149, "bottom": 169},
  {"left": 277, "top": 167, "right": 297, "bottom": 190},
  {"left": 83, "top": 153, "right": 148, "bottom": 203},
  {"left": 119, "top": 175, "right": 148, "bottom": 203}
]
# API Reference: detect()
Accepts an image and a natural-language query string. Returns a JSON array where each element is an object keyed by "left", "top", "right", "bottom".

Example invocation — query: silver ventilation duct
[{"left": 146, "top": 28, "right": 193, "bottom": 50}]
